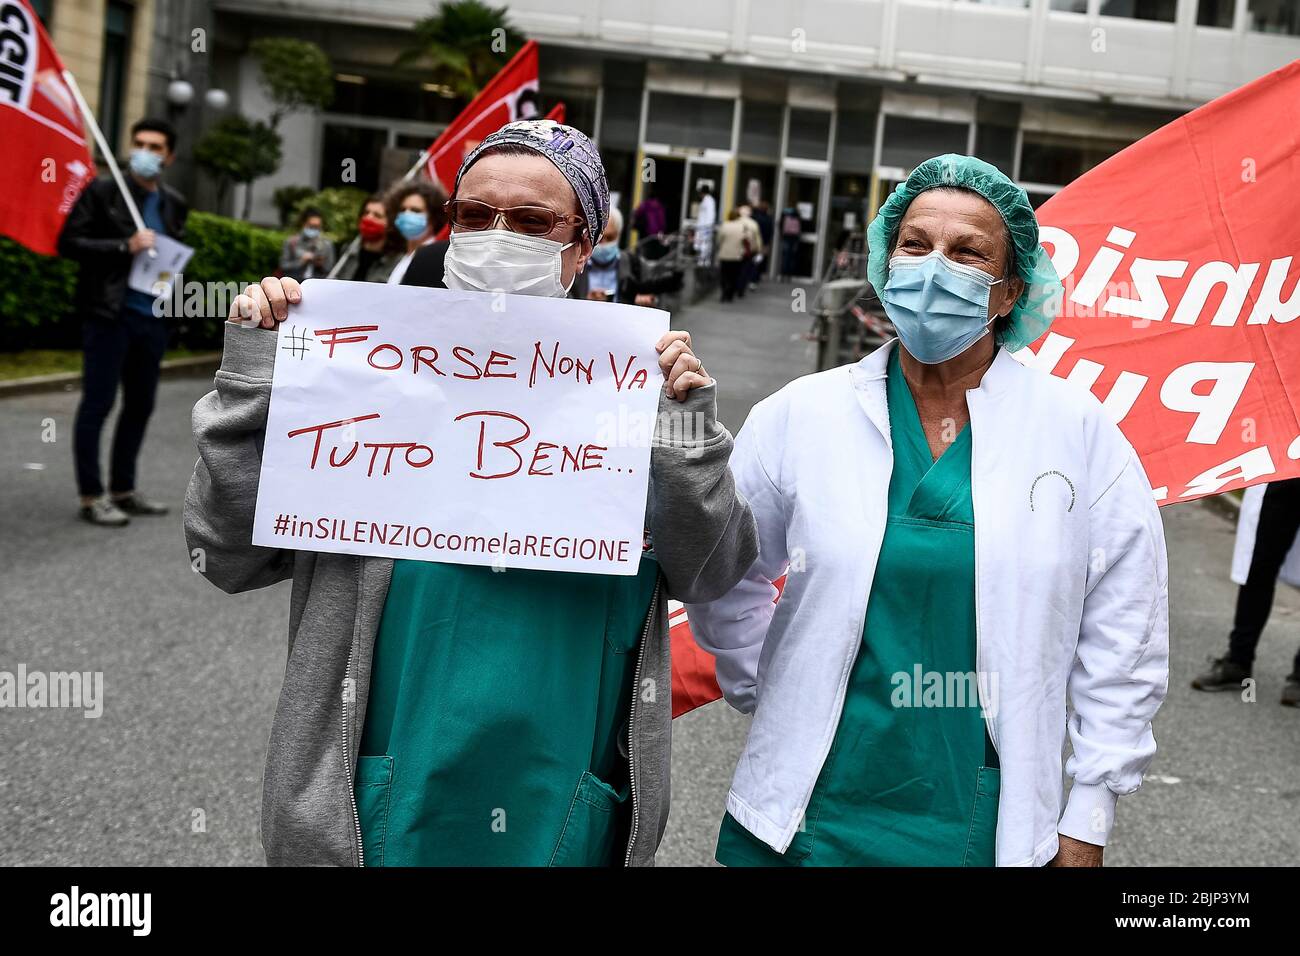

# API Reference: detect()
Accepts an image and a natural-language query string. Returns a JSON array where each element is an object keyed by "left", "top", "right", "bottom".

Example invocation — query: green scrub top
[
  {"left": 355, "top": 553, "right": 659, "bottom": 866},
  {"left": 717, "top": 347, "right": 999, "bottom": 867}
]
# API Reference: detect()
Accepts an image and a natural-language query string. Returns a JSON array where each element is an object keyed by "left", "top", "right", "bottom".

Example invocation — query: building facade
[{"left": 208, "top": 0, "right": 1299, "bottom": 275}]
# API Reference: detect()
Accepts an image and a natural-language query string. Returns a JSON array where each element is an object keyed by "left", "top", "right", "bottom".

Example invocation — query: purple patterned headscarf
[{"left": 454, "top": 119, "right": 610, "bottom": 239}]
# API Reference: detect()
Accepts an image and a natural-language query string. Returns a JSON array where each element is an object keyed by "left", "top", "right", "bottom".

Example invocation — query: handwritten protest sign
[{"left": 251, "top": 280, "right": 669, "bottom": 575}]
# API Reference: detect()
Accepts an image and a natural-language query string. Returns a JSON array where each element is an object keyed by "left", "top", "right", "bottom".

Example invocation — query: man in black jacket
[{"left": 59, "top": 118, "right": 188, "bottom": 527}]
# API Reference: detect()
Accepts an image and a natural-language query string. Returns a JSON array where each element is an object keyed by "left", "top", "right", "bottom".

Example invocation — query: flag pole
[
  {"left": 61, "top": 69, "right": 156, "bottom": 259},
  {"left": 327, "top": 148, "right": 431, "bottom": 280}
]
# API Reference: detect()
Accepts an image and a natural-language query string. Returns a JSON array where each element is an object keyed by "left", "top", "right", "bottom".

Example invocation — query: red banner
[
  {"left": 1031, "top": 61, "right": 1300, "bottom": 505},
  {"left": 0, "top": 0, "right": 93, "bottom": 255},
  {"left": 423, "top": 39, "right": 540, "bottom": 195}
]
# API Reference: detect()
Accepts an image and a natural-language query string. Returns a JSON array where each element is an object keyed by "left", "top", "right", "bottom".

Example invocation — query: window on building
[
  {"left": 880, "top": 116, "right": 969, "bottom": 173},
  {"left": 644, "top": 92, "right": 733, "bottom": 151},
  {"left": 1099, "top": 0, "right": 1178, "bottom": 21},
  {"left": 329, "top": 77, "right": 464, "bottom": 125},
  {"left": 1019, "top": 132, "right": 1133, "bottom": 186},
  {"left": 1249, "top": 0, "right": 1300, "bottom": 35},
  {"left": 319, "top": 124, "right": 387, "bottom": 192},
  {"left": 739, "top": 101, "right": 782, "bottom": 158},
  {"left": 787, "top": 108, "right": 832, "bottom": 162},
  {"left": 599, "top": 59, "right": 644, "bottom": 150},
  {"left": 98, "top": 1, "right": 133, "bottom": 153},
  {"left": 539, "top": 83, "right": 597, "bottom": 137},
  {"left": 833, "top": 109, "right": 874, "bottom": 174},
  {"left": 959, "top": 0, "right": 1030, "bottom": 7},
  {"left": 1196, "top": 0, "right": 1236, "bottom": 27},
  {"left": 30, "top": 0, "right": 54, "bottom": 27},
  {"left": 974, "top": 98, "right": 1020, "bottom": 177},
  {"left": 599, "top": 85, "right": 642, "bottom": 150},
  {"left": 1049, "top": 0, "right": 1089, "bottom": 12}
]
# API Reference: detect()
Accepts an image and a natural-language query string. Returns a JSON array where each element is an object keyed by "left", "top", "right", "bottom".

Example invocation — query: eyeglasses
[{"left": 445, "top": 198, "right": 585, "bottom": 237}]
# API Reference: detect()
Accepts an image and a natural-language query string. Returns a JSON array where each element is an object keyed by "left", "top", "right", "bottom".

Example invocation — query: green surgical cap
[{"left": 866, "top": 154, "right": 1064, "bottom": 352}]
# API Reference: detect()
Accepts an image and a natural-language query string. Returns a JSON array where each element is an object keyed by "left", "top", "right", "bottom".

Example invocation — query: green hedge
[
  {"left": 0, "top": 211, "right": 290, "bottom": 352},
  {"left": 0, "top": 237, "right": 78, "bottom": 349}
]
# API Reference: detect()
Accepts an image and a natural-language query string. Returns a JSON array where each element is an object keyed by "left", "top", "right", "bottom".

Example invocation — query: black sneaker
[
  {"left": 1282, "top": 675, "right": 1300, "bottom": 708},
  {"left": 1191, "top": 656, "right": 1251, "bottom": 692},
  {"left": 79, "top": 498, "right": 129, "bottom": 527},
  {"left": 111, "top": 493, "right": 169, "bottom": 516}
]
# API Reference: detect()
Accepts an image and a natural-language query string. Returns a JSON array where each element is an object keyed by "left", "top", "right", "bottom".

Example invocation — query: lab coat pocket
[
  {"left": 549, "top": 771, "right": 629, "bottom": 867},
  {"left": 961, "top": 766, "right": 1000, "bottom": 867},
  {"left": 355, "top": 755, "right": 394, "bottom": 868}
]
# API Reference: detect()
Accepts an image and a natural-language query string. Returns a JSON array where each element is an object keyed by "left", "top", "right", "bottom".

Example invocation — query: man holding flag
[{"left": 59, "top": 118, "right": 188, "bottom": 527}]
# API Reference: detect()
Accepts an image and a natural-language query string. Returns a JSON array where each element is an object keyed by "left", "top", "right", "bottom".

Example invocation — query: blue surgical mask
[
  {"left": 302, "top": 226, "right": 320, "bottom": 240},
  {"left": 394, "top": 210, "right": 428, "bottom": 240},
  {"left": 880, "top": 251, "right": 1005, "bottom": 364},
  {"left": 128, "top": 149, "right": 163, "bottom": 181},
  {"left": 591, "top": 241, "right": 619, "bottom": 266}
]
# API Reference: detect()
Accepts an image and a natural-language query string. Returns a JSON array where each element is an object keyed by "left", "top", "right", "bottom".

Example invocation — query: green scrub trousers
[
  {"left": 717, "top": 347, "right": 999, "bottom": 866},
  {"left": 355, "top": 553, "right": 659, "bottom": 866}
]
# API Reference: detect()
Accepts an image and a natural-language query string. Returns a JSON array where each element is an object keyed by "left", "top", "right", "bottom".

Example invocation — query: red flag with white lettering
[
  {"left": 0, "top": 0, "right": 94, "bottom": 255},
  {"left": 1030, "top": 61, "right": 1300, "bottom": 505},
  {"left": 423, "top": 40, "right": 540, "bottom": 195}
]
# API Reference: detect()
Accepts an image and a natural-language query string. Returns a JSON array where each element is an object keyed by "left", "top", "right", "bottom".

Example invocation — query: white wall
[{"left": 213, "top": 0, "right": 1300, "bottom": 109}]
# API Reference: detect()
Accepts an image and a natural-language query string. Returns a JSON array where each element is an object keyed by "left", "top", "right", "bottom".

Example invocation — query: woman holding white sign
[
  {"left": 686, "top": 155, "right": 1170, "bottom": 867},
  {"left": 185, "top": 120, "right": 757, "bottom": 867}
]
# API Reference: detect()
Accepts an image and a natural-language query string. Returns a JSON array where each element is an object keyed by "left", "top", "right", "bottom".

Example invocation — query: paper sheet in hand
[
  {"left": 127, "top": 233, "right": 194, "bottom": 298},
  {"left": 251, "top": 280, "right": 670, "bottom": 575}
]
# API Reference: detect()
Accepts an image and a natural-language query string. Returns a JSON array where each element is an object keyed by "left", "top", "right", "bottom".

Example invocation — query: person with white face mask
[
  {"left": 59, "top": 117, "right": 188, "bottom": 528},
  {"left": 685, "top": 154, "right": 1169, "bottom": 868},
  {"left": 185, "top": 120, "right": 757, "bottom": 867}
]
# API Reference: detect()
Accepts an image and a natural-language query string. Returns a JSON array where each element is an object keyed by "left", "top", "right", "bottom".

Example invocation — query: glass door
[{"left": 781, "top": 171, "right": 825, "bottom": 280}]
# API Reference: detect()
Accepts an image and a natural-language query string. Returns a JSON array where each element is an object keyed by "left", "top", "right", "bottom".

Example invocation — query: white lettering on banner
[
  {"left": 0, "top": 1, "right": 36, "bottom": 111},
  {"left": 1179, "top": 446, "right": 1276, "bottom": 499},
  {"left": 1248, "top": 256, "right": 1300, "bottom": 324},
  {"left": 1042, "top": 224, "right": 1299, "bottom": 327},
  {"left": 251, "top": 280, "right": 668, "bottom": 575},
  {"left": 1029, "top": 222, "right": 1300, "bottom": 503},
  {"left": 1158, "top": 362, "right": 1254, "bottom": 445}
]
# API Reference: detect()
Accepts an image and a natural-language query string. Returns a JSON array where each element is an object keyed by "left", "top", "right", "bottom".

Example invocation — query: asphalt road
[{"left": 2, "top": 281, "right": 1297, "bottom": 866}]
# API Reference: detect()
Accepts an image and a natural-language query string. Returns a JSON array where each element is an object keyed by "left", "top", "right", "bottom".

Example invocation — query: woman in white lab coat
[{"left": 687, "top": 154, "right": 1170, "bottom": 867}]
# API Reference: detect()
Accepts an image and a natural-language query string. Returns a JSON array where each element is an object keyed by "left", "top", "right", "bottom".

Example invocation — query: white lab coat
[
  {"left": 1231, "top": 484, "right": 1300, "bottom": 587},
  {"left": 687, "top": 341, "right": 1170, "bottom": 866}
]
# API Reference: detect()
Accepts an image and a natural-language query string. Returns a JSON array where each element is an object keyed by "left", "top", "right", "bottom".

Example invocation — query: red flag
[
  {"left": 545, "top": 101, "right": 565, "bottom": 124},
  {"left": 423, "top": 40, "right": 540, "bottom": 194},
  {"left": 0, "top": 0, "right": 94, "bottom": 255},
  {"left": 1031, "top": 61, "right": 1300, "bottom": 506}
]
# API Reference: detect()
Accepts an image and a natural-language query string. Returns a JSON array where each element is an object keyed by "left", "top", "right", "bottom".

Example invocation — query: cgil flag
[
  {"left": 0, "top": 0, "right": 94, "bottom": 255},
  {"left": 669, "top": 62, "right": 1300, "bottom": 718}
]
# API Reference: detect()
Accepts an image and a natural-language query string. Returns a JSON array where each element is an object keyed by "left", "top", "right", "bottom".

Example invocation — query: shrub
[
  {"left": 0, "top": 236, "right": 79, "bottom": 349},
  {"left": 273, "top": 185, "right": 316, "bottom": 227},
  {"left": 0, "top": 212, "right": 289, "bottom": 352},
  {"left": 290, "top": 186, "right": 369, "bottom": 245}
]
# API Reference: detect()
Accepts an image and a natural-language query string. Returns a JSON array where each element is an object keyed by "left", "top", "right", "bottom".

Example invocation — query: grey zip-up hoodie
[{"left": 184, "top": 322, "right": 757, "bottom": 866}]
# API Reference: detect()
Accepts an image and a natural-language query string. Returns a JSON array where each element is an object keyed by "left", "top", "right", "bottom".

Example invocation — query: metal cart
[{"left": 809, "top": 241, "right": 895, "bottom": 371}]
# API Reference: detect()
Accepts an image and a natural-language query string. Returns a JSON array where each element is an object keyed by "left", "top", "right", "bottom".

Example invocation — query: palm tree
[{"left": 398, "top": 1, "right": 528, "bottom": 100}]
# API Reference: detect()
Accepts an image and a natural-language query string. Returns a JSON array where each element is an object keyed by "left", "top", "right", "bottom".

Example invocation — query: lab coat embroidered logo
[{"left": 1030, "top": 470, "right": 1076, "bottom": 513}]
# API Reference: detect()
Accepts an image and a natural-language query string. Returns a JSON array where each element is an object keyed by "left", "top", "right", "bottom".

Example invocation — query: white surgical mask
[{"left": 443, "top": 229, "right": 576, "bottom": 298}]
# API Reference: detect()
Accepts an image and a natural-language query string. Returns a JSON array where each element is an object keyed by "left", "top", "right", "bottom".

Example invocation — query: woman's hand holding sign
[
  {"left": 228, "top": 276, "right": 302, "bottom": 328},
  {"left": 656, "top": 331, "right": 711, "bottom": 402}
]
